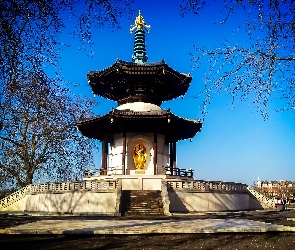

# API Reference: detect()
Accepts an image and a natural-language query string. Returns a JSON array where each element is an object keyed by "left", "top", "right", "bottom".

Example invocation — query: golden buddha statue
[{"left": 133, "top": 143, "right": 147, "bottom": 170}]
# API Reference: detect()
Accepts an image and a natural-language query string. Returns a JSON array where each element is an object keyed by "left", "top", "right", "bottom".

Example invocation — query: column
[
  {"left": 154, "top": 133, "right": 158, "bottom": 175},
  {"left": 102, "top": 137, "right": 108, "bottom": 175},
  {"left": 169, "top": 142, "right": 173, "bottom": 174},
  {"left": 122, "top": 132, "right": 126, "bottom": 175},
  {"left": 173, "top": 141, "right": 177, "bottom": 175},
  {"left": 105, "top": 140, "right": 108, "bottom": 175}
]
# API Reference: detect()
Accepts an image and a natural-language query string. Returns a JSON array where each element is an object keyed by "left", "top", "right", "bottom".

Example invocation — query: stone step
[
  {"left": 130, "top": 196, "right": 160, "bottom": 198},
  {"left": 132, "top": 204, "right": 163, "bottom": 207},
  {"left": 124, "top": 212, "right": 163, "bottom": 216},
  {"left": 128, "top": 202, "right": 161, "bottom": 205},
  {"left": 129, "top": 197, "right": 160, "bottom": 199},
  {"left": 130, "top": 193, "right": 161, "bottom": 195},
  {"left": 127, "top": 205, "right": 162, "bottom": 209},
  {"left": 128, "top": 205, "right": 161, "bottom": 207},
  {"left": 129, "top": 193, "right": 161, "bottom": 196},
  {"left": 127, "top": 207, "right": 164, "bottom": 211},
  {"left": 126, "top": 212, "right": 164, "bottom": 215},
  {"left": 124, "top": 211, "right": 164, "bottom": 215},
  {"left": 128, "top": 201, "right": 161, "bottom": 204},
  {"left": 122, "top": 190, "right": 164, "bottom": 216}
]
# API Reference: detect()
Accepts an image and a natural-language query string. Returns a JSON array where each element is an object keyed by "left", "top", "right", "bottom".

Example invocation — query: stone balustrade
[
  {"left": 84, "top": 167, "right": 125, "bottom": 177},
  {"left": 84, "top": 168, "right": 104, "bottom": 177},
  {"left": 164, "top": 166, "right": 194, "bottom": 178},
  {"left": 28, "top": 180, "right": 118, "bottom": 193},
  {"left": 84, "top": 166, "right": 194, "bottom": 177},
  {"left": 247, "top": 186, "right": 276, "bottom": 209},
  {"left": 0, "top": 180, "right": 118, "bottom": 211},
  {"left": 166, "top": 180, "right": 248, "bottom": 192},
  {"left": 0, "top": 186, "right": 29, "bottom": 210}
]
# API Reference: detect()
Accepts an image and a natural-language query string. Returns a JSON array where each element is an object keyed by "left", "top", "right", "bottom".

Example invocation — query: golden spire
[{"left": 130, "top": 10, "right": 150, "bottom": 33}]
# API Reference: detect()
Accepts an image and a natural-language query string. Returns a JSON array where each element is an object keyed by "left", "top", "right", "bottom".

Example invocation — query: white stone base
[
  {"left": 129, "top": 169, "right": 154, "bottom": 175},
  {"left": 2, "top": 176, "right": 265, "bottom": 214},
  {"left": 120, "top": 175, "right": 165, "bottom": 190},
  {"left": 2, "top": 191, "right": 118, "bottom": 214}
]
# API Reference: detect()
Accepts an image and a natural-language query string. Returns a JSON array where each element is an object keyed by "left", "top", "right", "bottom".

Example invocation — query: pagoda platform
[{"left": 0, "top": 175, "right": 274, "bottom": 216}]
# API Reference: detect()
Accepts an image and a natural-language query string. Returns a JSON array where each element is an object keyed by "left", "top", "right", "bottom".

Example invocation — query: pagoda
[
  {"left": 77, "top": 10, "right": 202, "bottom": 178},
  {"left": 1, "top": 11, "right": 258, "bottom": 216}
]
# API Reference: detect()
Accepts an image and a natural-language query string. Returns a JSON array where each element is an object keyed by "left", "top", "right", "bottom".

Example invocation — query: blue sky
[{"left": 56, "top": 0, "right": 295, "bottom": 185}]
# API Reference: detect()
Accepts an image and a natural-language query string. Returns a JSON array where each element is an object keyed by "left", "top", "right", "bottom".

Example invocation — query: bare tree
[
  {"left": 181, "top": 0, "right": 295, "bottom": 117},
  {"left": 0, "top": 73, "right": 96, "bottom": 188},
  {"left": 0, "top": 0, "right": 133, "bottom": 189},
  {"left": 0, "top": 0, "right": 133, "bottom": 92}
]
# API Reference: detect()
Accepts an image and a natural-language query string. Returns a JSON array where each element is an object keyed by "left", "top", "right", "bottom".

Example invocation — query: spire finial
[
  {"left": 130, "top": 10, "right": 150, "bottom": 33},
  {"left": 130, "top": 10, "right": 150, "bottom": 64}
]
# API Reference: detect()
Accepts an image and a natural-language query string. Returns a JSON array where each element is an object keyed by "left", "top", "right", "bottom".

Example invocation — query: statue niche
[{"left": 133, "top": 142, "right": 147, "bottom": 170}]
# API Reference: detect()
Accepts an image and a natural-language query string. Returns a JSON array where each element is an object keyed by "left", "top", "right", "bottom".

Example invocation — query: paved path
[{"left": 1, "top": 218, "right": 295, "bottom": 234}]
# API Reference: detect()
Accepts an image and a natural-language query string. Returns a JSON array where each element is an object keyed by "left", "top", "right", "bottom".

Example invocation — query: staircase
[
  {"left": 247, "top": 187, "right": 276, "bottom": 209},
  {"left": 0, "top": 186, "right": 29, "bottom": 211},
  {"left": 122, "top": 190, "right": 164, "bottom": 216}
]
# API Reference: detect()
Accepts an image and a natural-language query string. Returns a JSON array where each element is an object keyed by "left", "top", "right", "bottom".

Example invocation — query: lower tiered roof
[{"left": 76, "top": 109, "right": 202, "bottom": 142}]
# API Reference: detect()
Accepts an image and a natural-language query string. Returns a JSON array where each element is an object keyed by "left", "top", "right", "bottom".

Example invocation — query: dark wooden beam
[
  {"left": 102, "top": 137, "right": 108, "bottom": 175},
  {"left": 105, "top": 139, "right": 108, "bottom": 175},
  {"left": 122, "top": 132, "right": 126, "bottom": 175},
  {"left": 173, "top": 141, "right": 177, "bottom": 175},
  {"left": 169, "top": 142, "right": 173, "bottom": 170},
  {"left": 154, "top": 133, "right": 158, "bottom": 175}
]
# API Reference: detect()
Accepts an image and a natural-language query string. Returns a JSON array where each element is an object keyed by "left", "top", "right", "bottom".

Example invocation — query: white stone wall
[
  {"left": 109, "top": 133, "right": 169, "bottom": 175},
  {"left": 109, "top": 134, "right": 124, "bottom": 175},
  {"left": 2, "top": 189, "right": 264, "bottom": 213},
  {"left": 1, "top": 195, "right": 29, "bottom": 212},
  {"left": 107, "top": 101, "right": 169, "bottom": 176},
  {"left": 120, "top": 176, "right": 163, "bottom": 190},
  {"left": 156, "top": 134, "right": 169, "bottom": 169},
  {"left": 168, "top": 191, "right": 261, "bottom": 212},
  {"left": 2, "top": 191, "right": 117, "bottom": 214}
]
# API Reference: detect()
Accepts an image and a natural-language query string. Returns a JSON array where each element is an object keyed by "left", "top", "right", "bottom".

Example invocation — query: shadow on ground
[
  {"left": 0, "top": 210, "right": 294, "bottom": 249},
  {"left": 0, "top": 233, "right": 295, "bottom": 249}
]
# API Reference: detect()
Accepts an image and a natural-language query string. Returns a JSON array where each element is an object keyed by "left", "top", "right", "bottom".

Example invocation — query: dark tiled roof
[
  {"left": 76, "top": 108, "right": 202, "bottom": 142},
  {"left": 87, "top": 59, "right": 192, "bottom": 105}
]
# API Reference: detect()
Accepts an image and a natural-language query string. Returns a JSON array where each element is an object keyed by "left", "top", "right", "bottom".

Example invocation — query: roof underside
[
  {"left": 87, "top": 60, "right": 192, "bottom": 105},
  {"left": 77, "top": 109, "right": 202, "bottom": 142}
]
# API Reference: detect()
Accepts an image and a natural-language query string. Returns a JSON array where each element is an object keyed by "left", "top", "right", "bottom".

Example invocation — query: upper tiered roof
[
  {"left": 88, "top": 59, "right": 192, "bottom": 105},
  {"left": 87, "top": 11, "right": 192, "bottom": 106}
]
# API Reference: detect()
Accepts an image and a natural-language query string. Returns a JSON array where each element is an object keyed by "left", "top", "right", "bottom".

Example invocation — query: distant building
[{"left": 253, "top": 178, "right": 295, "bottom": 202}]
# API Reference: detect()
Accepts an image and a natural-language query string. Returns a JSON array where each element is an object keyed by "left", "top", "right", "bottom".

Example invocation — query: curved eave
[
  {"left": 87, "top": 59, "right": 192, "bottom": 104},
  {"left": 76, "top": 109, "right": 202, "bottom": 142}
]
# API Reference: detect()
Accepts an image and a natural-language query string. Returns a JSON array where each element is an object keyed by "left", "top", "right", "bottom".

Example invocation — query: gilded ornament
[
  {"left": 130, "top": 10, "right": 150, "bottom": 33},
  {"left": 133, "top": 142, "right": 147, "bottom": 170}
]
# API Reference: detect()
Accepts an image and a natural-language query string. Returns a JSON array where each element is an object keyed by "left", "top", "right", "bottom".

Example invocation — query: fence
[
  {"left": 164, "top": 167, "right": 194, "bottom": 178},
  {"left": 84, "top": 167, "right": 124, "bottom": 177},
  {"left": 84, "top": 166, "right": 194, "bottom": 177},
  {"left": 28, "top": 180, "right": 118, "bottom": 193},
  {"left": 0, "top": 186, "right": 29, "bottom": 210},
  {"left": 165, "top": 180, "right": 248, "bottom": 192}
]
